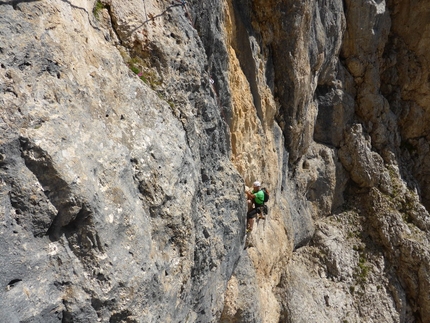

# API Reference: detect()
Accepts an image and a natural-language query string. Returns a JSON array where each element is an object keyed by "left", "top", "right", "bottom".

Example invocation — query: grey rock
[{"left": 1, "top": 0, "right": 430, "bottom": 322}]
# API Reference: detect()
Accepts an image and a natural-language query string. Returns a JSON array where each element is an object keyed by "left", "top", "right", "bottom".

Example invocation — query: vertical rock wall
[
  {"left": 1, "top": 0, "right": 244, "bottom": 322},
  {"left": 211, "top": 0, "right": 430, "bottom": 322},
  {"left": 1, "top": 0, "right": 430, "bottom": 322}
]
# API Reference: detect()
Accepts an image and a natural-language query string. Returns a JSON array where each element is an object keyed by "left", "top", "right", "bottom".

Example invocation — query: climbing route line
[
  {"left": 208, "top": 73, "right": 228, "bottom": 123},
  {"left": 137, "top": 0, "right": 192, "bottom": 28}
]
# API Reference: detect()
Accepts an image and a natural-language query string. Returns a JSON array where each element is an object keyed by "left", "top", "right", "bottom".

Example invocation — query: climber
[{"left": 245, "top": 181, "right": 265, "bottom": 233}]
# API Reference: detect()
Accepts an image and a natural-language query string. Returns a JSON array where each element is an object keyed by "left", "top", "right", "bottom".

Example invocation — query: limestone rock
[
  {"left": 338, "top": 124, "right": 390, "bottom": 189},
  {"left": 1, "top": 1, "right": 243, "bottom": 322},
  {"left": 2, "top": 0, "right": 430, "bottom": 322}
]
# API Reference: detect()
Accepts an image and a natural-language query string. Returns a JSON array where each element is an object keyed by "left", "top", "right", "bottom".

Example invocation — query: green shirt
[{"left": 253, "top": 189, "right": 265, "bottom": 205}]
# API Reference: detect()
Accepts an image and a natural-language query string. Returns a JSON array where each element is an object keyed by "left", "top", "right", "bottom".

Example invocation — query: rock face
[{"left": 1, "top": 0, "right": 430, "bottom": 322}]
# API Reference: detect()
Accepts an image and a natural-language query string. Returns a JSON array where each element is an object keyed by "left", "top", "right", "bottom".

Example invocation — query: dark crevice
[
  {"left": 314, "top": 84, "right": 335, "bottom": 145},
  {"left": 59, "top": 0, "right": 101, "bottom": 31},
  {"left": 102, "top": 3, "right": 123, "bottom": 45},
  {"left": 109, "top": 310, "right": 136, "bottom": 323},
  {"left": 7, "top": 278, "right": 22, "bottom": 289},
  {"left": 265, "top": 45, "right": 275, "bottom": 94},
  {"left": 18, "top": 136, "right": 97, "bottom": 256},
  {"left": 0, "top": 0, "right": 40, "bottom": 10},
  {"left": 231, "top": 1, "right": 264, "bottom": 128},
  {"left": 48, "top": 202, "right": 93, "bottom": 243},
  {"left": 61, "top": 299, "right": 72, "bottom": 323}
]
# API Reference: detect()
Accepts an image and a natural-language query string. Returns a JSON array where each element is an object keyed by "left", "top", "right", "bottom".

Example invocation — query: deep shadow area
[
  {"left": 231, "top": 1, "right": 264, "bottom": 128},
  {"left": 314, "top": 84, "right": 335, "bottom": 146},
  {"left": 0, "top": 0, "right": 40, "bottom": 5}
]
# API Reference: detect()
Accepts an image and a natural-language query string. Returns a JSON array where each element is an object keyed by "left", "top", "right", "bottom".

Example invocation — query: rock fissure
[{"left": 2, "top": 0, "right": 430, "bottom": 322}]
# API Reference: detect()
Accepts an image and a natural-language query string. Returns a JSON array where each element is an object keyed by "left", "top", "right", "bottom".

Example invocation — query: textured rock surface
[
  {"left": 1, "top": 0, "right": 430, "bottom": 322},
  {"left": 1, "top": 1, "right": 243, "bottom": 322}
]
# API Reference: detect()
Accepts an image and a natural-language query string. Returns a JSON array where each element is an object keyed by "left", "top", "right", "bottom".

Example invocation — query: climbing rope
[
  {"left": 174, "top": 0, "right": 194, "bottom": 27},
  {"left": 139, "top": 0, "right": 192, "bottom": 26}
]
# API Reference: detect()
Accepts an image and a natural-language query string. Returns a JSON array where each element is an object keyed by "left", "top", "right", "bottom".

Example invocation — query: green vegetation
[
  {"left": 167, "top": 100, "right": 175, "bottom": 108},
  {"left": 352, "top": 244, "right": 364, "bottom": 252},
  {"left": 347, "top": 230, "right": 358, "bottom": 239},
  {"left": 125, "top": 55, "right": 176, "bottom": 110},
  {"left": 355, "top": 255, "right": 370, "bottom": 285},
  {"left": 93, "top": 0, "right": 104, "bottom": 19},
  {"left": 129, "top": 65, "right": 140, "bottom": 75},
  {"left": 121, "top": 50, "right": 172, "bottom": 110},
  {"left": 386, "top": 165, "right": 419, "bottom": 227},
  {"left": 127, "top": 56, "right": 162, "bottom": 89}
]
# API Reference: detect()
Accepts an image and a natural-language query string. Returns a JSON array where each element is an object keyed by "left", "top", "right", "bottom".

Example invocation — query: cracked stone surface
[{"left": 1, "top": 0, "right": 430, "bottom": 322}]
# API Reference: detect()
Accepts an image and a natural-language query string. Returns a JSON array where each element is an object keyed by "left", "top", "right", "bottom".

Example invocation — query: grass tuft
[{"left": 93, "top": 0, "right": 104, "bottom": 19}]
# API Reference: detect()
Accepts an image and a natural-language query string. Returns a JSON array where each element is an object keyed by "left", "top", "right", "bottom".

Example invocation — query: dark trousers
[{"left": 247, "top": 204, "right": 263, "bottom": 219}]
